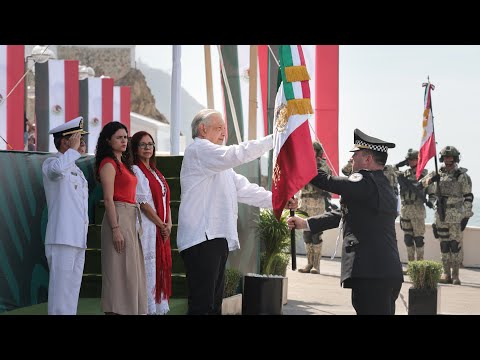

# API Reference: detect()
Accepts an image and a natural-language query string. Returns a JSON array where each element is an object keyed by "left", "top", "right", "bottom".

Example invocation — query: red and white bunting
[
  {"left": 113, "top": 86, "right": 130, "bottom": 131},
  {"left": 0, "top": 45, "right": 25, "bottom": 150}
]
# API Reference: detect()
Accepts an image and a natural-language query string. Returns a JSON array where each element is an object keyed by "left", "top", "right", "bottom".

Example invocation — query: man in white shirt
[
  {"left": 42, "top": 117, "right": 89, "bottom": 315},
  {"left": 177, "top": 109, "right": 279, "bottom": 315}
]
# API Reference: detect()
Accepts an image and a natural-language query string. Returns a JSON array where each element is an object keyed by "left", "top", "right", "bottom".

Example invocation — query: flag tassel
[
  {"left": 286, "top": 98, "right": 313, "bottom": 117},
  {"left": 285, "top": 65, "right": 310, "bottom": 82}
]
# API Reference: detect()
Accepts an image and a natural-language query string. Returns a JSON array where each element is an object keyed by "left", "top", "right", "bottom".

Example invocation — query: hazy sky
[{"left": 136, "top": 45, "right": 479, "bottom": 195}]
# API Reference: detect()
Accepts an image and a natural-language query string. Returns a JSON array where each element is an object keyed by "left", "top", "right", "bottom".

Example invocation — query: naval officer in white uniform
[{"left": 42, "top": 117, "right": 89, "bottom": 315}]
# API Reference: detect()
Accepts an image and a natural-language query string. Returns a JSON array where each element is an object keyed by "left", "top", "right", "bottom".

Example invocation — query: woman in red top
[{"left": 95, "top": 122, "right": 147, "bottom": 315}]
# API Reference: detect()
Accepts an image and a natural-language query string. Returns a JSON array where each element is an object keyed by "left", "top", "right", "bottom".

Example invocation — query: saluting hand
[{"left": 68, "top": 132, "right": 81, "bottom": 151}]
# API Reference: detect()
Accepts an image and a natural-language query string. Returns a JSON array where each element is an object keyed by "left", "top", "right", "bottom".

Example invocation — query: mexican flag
[
  {"left": 272, "top": 45, "right": 317, "bottom": 220},
  {"left": 79, "top": 77, "right": 114, "bottom": 154},
  {"left": 35, "top": 59, "right": 79, "bottom": 152},
  {"left": 416, "top": 81, "right": 436, "bottom": 179}
]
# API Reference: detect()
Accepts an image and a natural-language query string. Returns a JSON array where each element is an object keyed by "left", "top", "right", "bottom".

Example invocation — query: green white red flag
[
  {"left": 272, "top": 45, "right": 317, "bottom": 220},
  {"left": 416, "top": 81, "right": 436, "bottom": 179}
]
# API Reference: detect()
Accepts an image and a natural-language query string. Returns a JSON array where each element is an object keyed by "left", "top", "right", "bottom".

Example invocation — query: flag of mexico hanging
[
  {"left": 35, "top": 59, "right": 79, "bottom": 152},
  {"left": 416, "top": 81, "right": 436, "bottom": 179},
  {"left": 272, "top": 45, "right": 317, "bottom": 220},
  {"left": 79, "top": 77, "right": 114, "bottom": 154}
]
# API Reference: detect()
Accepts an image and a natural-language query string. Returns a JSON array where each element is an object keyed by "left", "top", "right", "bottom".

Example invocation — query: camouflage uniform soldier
[
  {"left": 383, "top": 164, "right": 399, "bottom": 198},
  {"left": 341, "top": 159, "right": 353, "bottom": 176},
  {"left": 395, "top": 149, "right": 428, "bottom": 262},
  {"left": 422, "top": 146, "right": 474, "bottom": 285},
  {"left": 298, "top": 141, "right": 332, "bottom": 274}
]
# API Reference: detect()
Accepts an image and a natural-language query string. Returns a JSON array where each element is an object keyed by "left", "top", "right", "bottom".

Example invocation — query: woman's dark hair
[
  {"left": 94, "top": 122, "right": 134, "bottom": 181},
  {"left": 130, "top": 131, "right": 157, "bottom": 169}
]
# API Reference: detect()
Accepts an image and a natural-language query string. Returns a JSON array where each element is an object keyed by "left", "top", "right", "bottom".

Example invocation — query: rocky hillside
[{"left": 115, "top": 68, "right": 167, "bottom": 123}]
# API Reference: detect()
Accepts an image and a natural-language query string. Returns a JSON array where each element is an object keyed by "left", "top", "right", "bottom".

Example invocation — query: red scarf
[{"left": 137, "top": 161, "right": 172, "bottom": 304}]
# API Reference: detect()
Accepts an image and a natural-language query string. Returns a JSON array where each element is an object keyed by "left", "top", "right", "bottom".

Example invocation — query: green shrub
[
  {"left": 256, "top": 209, "right": 290, "bottom": 275},
  {"left": 407, "top": 260, "right": 443, "bottom": 289},
  {"left": 223, "top": 268, "right": 243, "bottom": 298}
]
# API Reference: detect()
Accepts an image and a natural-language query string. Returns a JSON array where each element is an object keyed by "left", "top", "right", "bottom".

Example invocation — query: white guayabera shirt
[{"left": 177, "top": 135, "right": 274, "bottom": 252}]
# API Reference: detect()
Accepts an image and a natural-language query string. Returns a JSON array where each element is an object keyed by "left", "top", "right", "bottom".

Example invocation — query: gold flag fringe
[
  {"left": 285, "top": 66, "right": 311, "bottom": 82},
  {"left": 287, "top": 99, "right": 313, "bottom": 117}
]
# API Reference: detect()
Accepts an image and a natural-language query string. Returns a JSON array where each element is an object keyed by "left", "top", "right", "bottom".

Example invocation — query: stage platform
[{"left": 1, "top": 298, "right": 188, "bottom": 315}]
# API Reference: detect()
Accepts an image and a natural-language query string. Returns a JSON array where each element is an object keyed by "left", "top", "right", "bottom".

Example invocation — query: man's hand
[
  {"left": 287, "top": 216, "right": 307, "bottom": 230},
  {"left": 461, "top": 217, "right": 469, "bottom": 231},
  {"left": 429, "top": 173, "right": 440, "bottom": 185},
  {"left": 285, "top": 198, "right": 298, "bottom": 210},
  {"left": 395, "top": 159, "right": 408, "bottom": 168},
  {"left": 68, "top": 132, "right": 81, "bottom": 151}
]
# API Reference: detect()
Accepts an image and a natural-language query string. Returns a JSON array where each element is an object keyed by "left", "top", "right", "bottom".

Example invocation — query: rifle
[
  {"left": 397, "top": 173, "right": 427, "bottom": 203},
  {"left": 436, "top": 183, "right": 447, "bottom": 222}
]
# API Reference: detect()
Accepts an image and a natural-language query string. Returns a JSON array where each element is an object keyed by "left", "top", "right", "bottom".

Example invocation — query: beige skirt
[{"left": 101, "top": 201, "right": 147, "bottom": 315}]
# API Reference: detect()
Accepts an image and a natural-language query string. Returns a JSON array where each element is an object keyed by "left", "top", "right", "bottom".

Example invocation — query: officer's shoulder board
[{"left": 348, "top": 172, "right": 363, "bottom": 182}]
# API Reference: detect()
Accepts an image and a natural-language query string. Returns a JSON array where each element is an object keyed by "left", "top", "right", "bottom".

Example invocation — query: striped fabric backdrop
[
  {"left": 79, "top": 77, "right": 114, "bottom": 154},
  {"left": 35, "top": 60, "right": 79, "bottom": 152},
  {"left": 113, "top": 86, "right": 130, "bottom": 131},
  {"left": 0, "top": 45, "right": 25, "bottom": 150}
]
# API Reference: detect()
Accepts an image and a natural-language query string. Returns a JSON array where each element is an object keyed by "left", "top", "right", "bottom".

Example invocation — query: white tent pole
[
  {"left": 204, "top": 45, "right": 214, "bottom": 109},
  {"left": 170, "top": 45, "right": 181, "bottom": 155}
]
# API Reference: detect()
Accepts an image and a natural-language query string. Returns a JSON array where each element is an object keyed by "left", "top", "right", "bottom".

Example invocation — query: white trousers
[{"left": 45, "top": 244, "right": 85, "bottom": 315}]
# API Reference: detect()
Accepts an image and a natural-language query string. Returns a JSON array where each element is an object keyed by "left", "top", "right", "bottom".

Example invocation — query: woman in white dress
[{"left": 131, "top": 131, "right": 172, "bottom": 315}]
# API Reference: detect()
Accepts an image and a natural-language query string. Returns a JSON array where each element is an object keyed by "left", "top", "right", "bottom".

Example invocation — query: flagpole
[
  {"left": 248, "top": 45, "right": 258, "bottom": 141},
  {"left": 290, "top": 202, "right": 297, "bottom": 271},
  {"left": 170, "top": 45, "right": 181, "bottom": 155},
  {"left": 423, "top": 77, "right": 444, "bottom": 220},
  {"left": 204, "top": 45, "right": 214, "bottom": 109}
]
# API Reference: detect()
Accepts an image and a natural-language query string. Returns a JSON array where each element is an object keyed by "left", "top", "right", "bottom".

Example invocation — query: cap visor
[{"left": 62, "top": 129, "right": 89, "bottom": 136}]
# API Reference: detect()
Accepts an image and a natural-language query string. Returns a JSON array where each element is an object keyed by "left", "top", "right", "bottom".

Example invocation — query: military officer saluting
[
  {"left": 42, "top": 117, "right": 89, "bottom": 315},
  {"left": 395, "top": 149, "right": 429, "bottom": 263},
  {"left": 288, "top": 129, "right": 404, "bottom": 315}
]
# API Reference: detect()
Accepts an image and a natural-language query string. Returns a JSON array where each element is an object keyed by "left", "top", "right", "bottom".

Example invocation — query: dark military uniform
[
  {"left": 344, "top": 160, "right": 399, "bottom": 198},
  {"left": 304, "top": 129, "right": 404, "bottom": 315}
]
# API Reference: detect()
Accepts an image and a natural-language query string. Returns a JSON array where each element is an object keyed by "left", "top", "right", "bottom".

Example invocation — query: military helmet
[
  {"left": 313, "top": 141, "right": 323, "bottom": 157},
  {"left": 405, "top": 148, "right": 419, "bottom": 160},
  {"left": 439, "top": 145, "right": 460, "bottom": 163}
]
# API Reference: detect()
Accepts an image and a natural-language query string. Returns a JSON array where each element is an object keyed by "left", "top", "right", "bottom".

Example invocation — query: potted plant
[
  {"left": 407, "top": 260, "right": 443, "bottom": 315},
  {"left": 243, "top": 209, "right": 290, "bottom": 315},
  {"left": 258, "top": 209, "right": 291, "bottom": 276},
  {"left": 221, "top": 267, "right": 243, "bottom": 315}
]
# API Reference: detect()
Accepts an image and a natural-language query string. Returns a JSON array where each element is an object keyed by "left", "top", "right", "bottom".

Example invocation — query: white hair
[{"left": 191, "top": 109, "right": 222, "bottom": 139}]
